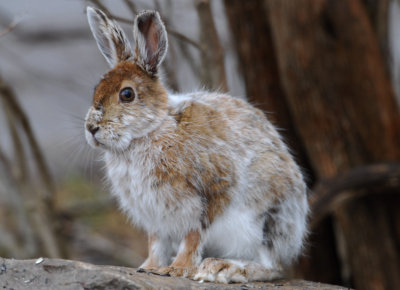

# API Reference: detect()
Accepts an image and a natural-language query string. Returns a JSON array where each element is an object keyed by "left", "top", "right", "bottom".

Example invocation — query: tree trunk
[
  {"left": 224, "top": 0, "right": 313, "bottom": 177},
  {"left": 265, "top": 0, "right": 400, "bottom": 289},
  {"left": 196, "top": 0, "right": 228, "bottom": 92},
  {"left": 362, "top": 0, "right": 390, "bottom": 71}
]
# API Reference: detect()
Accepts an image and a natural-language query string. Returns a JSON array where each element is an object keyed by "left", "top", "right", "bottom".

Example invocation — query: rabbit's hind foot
[{"left": 193, "top": 258, "right": 282, "bottom": 284}]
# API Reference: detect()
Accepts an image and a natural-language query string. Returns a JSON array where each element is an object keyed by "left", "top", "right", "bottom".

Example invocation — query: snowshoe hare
[{"left": 85, "top": 7, "right": 308, "bottom": 283}]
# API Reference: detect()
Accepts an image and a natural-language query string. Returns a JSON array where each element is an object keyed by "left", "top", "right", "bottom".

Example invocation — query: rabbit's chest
[{"left": 104, "top": 152, "right": 202, "bottom": 234}]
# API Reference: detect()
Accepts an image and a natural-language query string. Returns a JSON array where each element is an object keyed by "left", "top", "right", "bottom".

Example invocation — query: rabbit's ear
[
  {"left": 133, "top": 11, "right": 168, "bottom": 75},
  {"left": 87, "top": 7, "right": 133, "bottom": 68}
]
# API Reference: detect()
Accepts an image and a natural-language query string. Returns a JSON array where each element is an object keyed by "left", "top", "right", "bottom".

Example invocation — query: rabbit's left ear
[
  {"left": 133, "top": 11, "right": 168, "bottom": 75},
  {"left": 87, "top": 7, "right": 133, "bottom": 68}
]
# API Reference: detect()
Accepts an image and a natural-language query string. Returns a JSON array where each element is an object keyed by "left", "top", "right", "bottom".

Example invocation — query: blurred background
[{"left": 0, "top": 1, "right": 399, "bottom": 289}]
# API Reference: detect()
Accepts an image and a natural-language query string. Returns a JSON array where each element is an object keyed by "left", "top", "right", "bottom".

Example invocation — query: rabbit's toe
[{"left": 156, "top": 266, "right": 196, "bottom": 278}]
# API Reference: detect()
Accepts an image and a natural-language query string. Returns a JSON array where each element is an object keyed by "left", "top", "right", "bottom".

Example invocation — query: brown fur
[
  {"left": 156, "top": 231, "right": 201, "bottom": 278},
  {"left": 173, "top": 102, "right": 234, "bottom": 225},
  {"left": 93, "top": 61, "right": 167, "bottom": 111},
  {"left": 171, "top": 231, "right": 201, "bottom": 268},
  {"left": 141, "top": 100, "right": 236, "bottom": 226},
  {"left": 152, "top": 142, "right": 233, "bottom": 226}
]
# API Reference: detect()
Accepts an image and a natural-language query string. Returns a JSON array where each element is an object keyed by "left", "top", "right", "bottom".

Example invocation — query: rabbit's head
[{"left": 85, "top": 7, "right": 168, "bottom": 151}]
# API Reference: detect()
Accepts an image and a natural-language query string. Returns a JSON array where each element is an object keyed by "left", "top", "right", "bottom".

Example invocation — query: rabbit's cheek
[
  {"left": 118, "top": 110, "right": 162, "bottom": 139},
  {"left": 97, "top": 123, "right": 133, "bottom": 151}
]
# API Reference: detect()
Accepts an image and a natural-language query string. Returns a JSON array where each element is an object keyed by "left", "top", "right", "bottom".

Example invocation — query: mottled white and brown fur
[{"left": 85, "top": 7, "right": 308, "bottom": 283}]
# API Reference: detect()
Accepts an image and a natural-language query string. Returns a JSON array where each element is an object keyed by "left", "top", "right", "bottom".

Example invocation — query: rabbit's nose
[{"left": 88, "top": 125, "right": 99, "bottom": 136}]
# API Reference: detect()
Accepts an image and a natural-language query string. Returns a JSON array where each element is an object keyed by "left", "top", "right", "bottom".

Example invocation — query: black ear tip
[
  {"left": 137, "top": 10, "right": 160, "bottom": 23},
  {"left": 137, "top": 10, "right": 164, "bottom": 35},
  {"left": 138, "top": 10, "right": 159, "bottom": 17}
]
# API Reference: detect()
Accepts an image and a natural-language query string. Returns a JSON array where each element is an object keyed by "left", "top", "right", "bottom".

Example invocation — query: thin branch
[
  {"left": 108, "top": 15, "right": 203, "bottom": 51},
  {"left": 3, "top": 99, "right": 28, "bottom": 183},
  {"left": 123, "top": 0, "right": 137, "bottom": 16},
  {"left": 0, "top": 80, "right": 55, "bottom": 197},
  {"left": 29, "top": 200, "right": 63, "bottom": 258},
  {"left": 176, "top": 36, "right": 201, "bottom": 80},
  {"left": 0, "top": 80, "right": 56, "bottom": 198},
  {"left": 0, "top": 77, "right": 62, "bottom": 258},
  {"left": 0, "top": 227, "right": 20, "bottom": 257},
  {"left": 0, "top": 154, "right": 38, "bottom": 257},
  {"left": 167, "top": 28, "right": 203, "bottom": 51},
  {"left": 88, "top": 0, "right": 111, "bottom": 16},
  {"left": 196, "top": 0, "right": 228, "bottom": 91},
  {"left": 153, "top": 0, "right": 161, "bottom": 13},
  {"left": 160, "top": 0, "right": 180, "bottom": 92},
  {"left": 309, "top": 163, "right": 400, "bottom": 228},
  {"left": 162, "top": 39, "right": 180, "bottom": 92},
  {"left": 0, "top": 146, "right": 11, "bottom": 172},
  {"left": 104, "top": 14, "right": 133, "bottom": 25},
  {"left": 0, "top": 19, "right": 20, "bottom": 38}
]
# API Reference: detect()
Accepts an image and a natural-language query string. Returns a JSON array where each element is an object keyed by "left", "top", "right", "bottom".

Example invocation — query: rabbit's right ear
[
  {"left": 87, "top": 7, "right": 133, "bottom": 68},
  {"left": 133, "top": 11, "right": 168, "bottom": 75}
]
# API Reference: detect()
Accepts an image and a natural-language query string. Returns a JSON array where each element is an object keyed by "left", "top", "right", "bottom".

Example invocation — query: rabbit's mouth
[
  {"left": 92, "top": 134, "right": 107, "bottom": 148},
  {"left": 92, "top": 137, "right": 102, "bottom": 147},
  {"left": 88, "top": 135, "right": 100, "bottom": 147}
]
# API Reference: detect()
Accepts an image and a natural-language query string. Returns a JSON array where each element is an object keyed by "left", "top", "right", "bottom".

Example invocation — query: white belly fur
[{"left": 204, "top": 205, "right": 263, "bottom": 261}]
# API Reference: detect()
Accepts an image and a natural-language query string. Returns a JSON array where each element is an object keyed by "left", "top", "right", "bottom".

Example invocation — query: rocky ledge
[{"left": 0, "top": 258, "right": 347, "bottom": 289}]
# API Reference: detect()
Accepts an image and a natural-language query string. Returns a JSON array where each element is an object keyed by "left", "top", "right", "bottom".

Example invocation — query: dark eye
[{"left": 119, "top": 87, "right": 135, "bottom": 103}]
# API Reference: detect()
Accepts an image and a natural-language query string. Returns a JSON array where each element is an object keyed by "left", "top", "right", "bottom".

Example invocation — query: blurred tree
[
  {"left": 362, "top": 0, "right": 390, "bottom": 71},
  {"left": 225, "top": 0, "right": 400, "bottom": 289},
  {"left": 0, "top": 76, "right": 64, "bottom": 258},
  {"left": 196, "top": 0, "right": 227, "bottom": 92},
  {"left": 224, "top": 0, "right": 314, "bottom": 183}
]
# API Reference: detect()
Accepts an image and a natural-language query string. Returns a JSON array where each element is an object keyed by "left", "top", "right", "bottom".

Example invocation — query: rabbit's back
[
  {"left": 169, "top": 92, "right": 285, "bottom": 152},
  {"left": 168, "top": 91, "right": 305, "bottom": 207},
  {"left": 168, "top": 92, "right": 295, "bottom": 177}
]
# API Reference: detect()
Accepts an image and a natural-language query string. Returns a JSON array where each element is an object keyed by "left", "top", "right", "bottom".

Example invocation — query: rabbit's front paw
[{"left": 156, "top": 266, "right": 197, "bottom": 278}]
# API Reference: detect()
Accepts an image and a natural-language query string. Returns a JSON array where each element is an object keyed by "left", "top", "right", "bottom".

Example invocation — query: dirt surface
[{"left": 0, "top": 257, "right": 347, "bottom": 290}]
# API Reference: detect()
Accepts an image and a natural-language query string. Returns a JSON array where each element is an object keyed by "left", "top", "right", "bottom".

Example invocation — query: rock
[{"left": 0, "top": 258, "right": 346, "bottom": 289}]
